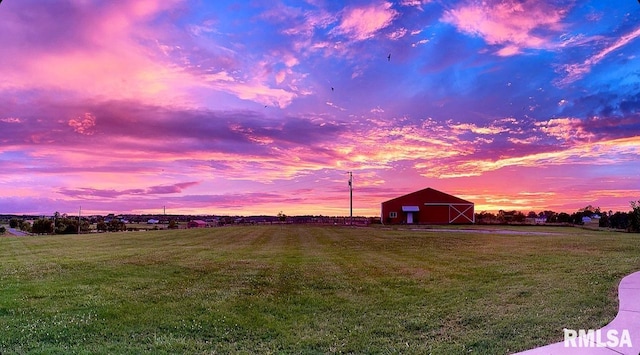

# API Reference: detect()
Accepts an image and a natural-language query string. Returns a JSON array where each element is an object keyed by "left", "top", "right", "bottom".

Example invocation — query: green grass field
[{"left": 1, "top": 225, "right": 639, "bottom": 354}]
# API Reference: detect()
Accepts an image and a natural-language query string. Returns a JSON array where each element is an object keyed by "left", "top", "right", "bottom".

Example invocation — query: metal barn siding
[{"left": 381, "top": 187, "right": 474, "bottom": 225}]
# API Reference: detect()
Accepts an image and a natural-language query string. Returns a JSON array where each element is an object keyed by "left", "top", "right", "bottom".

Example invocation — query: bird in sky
[
  {"left": 387, "top": 54, "right": 391, "bottom": 61},
  {"left": 331, "top": 87, "right": 334, "bottom": 92}
]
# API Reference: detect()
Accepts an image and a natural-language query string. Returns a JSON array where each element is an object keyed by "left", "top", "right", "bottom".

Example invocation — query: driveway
[{"left": 3, "top": 226, "right": 30, "bottom": 236}]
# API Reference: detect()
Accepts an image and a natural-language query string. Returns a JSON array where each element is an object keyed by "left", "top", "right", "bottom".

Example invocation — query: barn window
[{"left": 389, "top": 212, "right": 397, "bottom": 218}]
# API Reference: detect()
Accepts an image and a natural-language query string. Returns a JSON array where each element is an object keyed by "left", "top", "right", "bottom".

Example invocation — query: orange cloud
[
  {"left": 427, "top": 136, "right": 640, "bottom": 178},
  {"left": 535, "top": 118, "right": 595, "bottom": 142}
]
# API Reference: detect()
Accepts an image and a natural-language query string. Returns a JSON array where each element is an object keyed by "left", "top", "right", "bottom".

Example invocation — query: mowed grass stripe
[{"left": 0, "top": 225, "right": 639, "bottom": 354}]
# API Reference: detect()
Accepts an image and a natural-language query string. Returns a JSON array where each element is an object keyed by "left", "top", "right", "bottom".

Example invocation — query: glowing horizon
[{"left": 1, "top": 0, "right": 639, "bottom": 217}]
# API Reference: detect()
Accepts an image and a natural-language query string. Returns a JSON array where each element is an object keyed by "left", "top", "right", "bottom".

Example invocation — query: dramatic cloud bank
[{"left": 0, "top": 0, "right": 639, "bottom": 216}]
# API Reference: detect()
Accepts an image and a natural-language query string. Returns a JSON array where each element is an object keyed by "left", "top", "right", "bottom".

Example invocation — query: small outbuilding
[
  {"left": 381, "top": 187, "right": 474, "bottom": 225},
  {"left": 187, "top": 220, "right": 207, "bottom": 228}
]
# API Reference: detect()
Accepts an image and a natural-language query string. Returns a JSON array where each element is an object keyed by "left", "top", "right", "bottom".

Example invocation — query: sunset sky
[{"left": 1, "top": 0, "right": 639, "bottom": 217}]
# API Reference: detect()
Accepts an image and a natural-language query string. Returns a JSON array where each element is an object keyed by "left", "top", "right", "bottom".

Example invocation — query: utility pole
[{"left": 348, "top": 171, "right": 353, "bottom": 225}]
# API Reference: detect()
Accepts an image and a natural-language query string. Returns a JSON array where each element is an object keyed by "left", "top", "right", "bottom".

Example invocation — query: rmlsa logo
[{"left": 563, "top": 328, "right": 632, "bottom": 348}]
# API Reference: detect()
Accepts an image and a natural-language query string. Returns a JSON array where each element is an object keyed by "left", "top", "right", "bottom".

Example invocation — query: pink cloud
[
  {"left": 278, "top": 7, "right": 336, "bottom": 37},
  {"left": 59, "top": 182, "right": 200, "bottom": 199},
  {"left": 496, "top": 45, "right": 521, "bottom": 56},
  {"left": 399, "top": 0, "right": 432, "bottom": 11},
  {"left": 388, "top": 27, "right": 408, "bottom": 40},
  {"left": 68, "top": 113, "right": 97, "bottom": 136},
  {"left": 0, "top": 0, "right": 303, "bottom": 110},
  {"left": 333, "top": 2, "right": 398, "bottom": 41},
  {"left": 0, "top": 0, "right": 192, "bottom": 105},
  {"left": 442, "top": 0, "right": 565, "bottom": 56},
  {"left": 0, "top": 117, "right": 22, "bottom": 123}
]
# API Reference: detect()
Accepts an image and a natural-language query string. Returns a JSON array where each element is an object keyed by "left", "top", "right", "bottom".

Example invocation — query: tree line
[
  {"left": 8, "top": 212, "right": 127, "bottom": 235},
  {"left": 4, "top": 200, "right": 640, "bottom": 234},
  {"left": 475, "top": 201, "right": 640, "bottom": 232}
]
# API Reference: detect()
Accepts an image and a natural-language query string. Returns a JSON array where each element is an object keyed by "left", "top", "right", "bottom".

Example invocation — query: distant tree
[
  {"left": 58, "top": 221, "right": 78, "bottom": 234},
  {"left": 277, "top": 211, "right": 287, "bottom": 222},
  {"left": 79, "top": 220, "right": 91, "bottom": 234},
  {"left": 556, "top": 212, "right": 571, "bottom": 224},
  {"left": 475, "top": 211, "right": 496, "bottom": 224},
  {"left": 541, "top": 210, "right": 557, "bottom": 223},
  {"left": 496, "top": 210, "right": 506, "bottom": 223},
  {"left": 96, "top": 221, "right": 108, "bottom": 233},
  {"left": 0, "top": 226, "right": 6, "bottom": 234},
  {"left": 9, "top": 218, "right": 20, "bottom": 228},
  {"left": 107, "top": 219, "right": 126, "bottom": 232},
  {"left": 495, "top": 210, "right": 526, "bottom": 223},
  {"left": 570, "top": 212, "right": 583, "bottom": 225},
  {"left": 629, "top": 201, "right": 640, "bottom": 233},
  {"left": 512, "top": 211, "right": 526, "bottom": 223},
  {"left": 609, "top": 212, "right": 630, "bottom": 230},
  {"left": 32, "top": 219, "right": 53, "bottom": 235},
  {"left": 19, "top": 221, "right": 31, "bottom": 232},
  {"left": 54, "top": 217, "right": 80, "bottom": 234},
  {"left": 168, "top": 220, "right": 179, "bottom": 229},
  {"left": 599, "top": 213, "right": 610, "bottom": 228},
  {"left": 527, "top": 211, "right": 538, "bottom": 218}
]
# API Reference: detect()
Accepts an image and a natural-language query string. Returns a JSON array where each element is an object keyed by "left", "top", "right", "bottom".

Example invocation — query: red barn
[{"left": 381, "top": 187, "right": 474, "bottom": 225}]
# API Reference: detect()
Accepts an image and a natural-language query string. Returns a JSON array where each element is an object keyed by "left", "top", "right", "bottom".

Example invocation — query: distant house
[
  {"left": 583, "top": 214, "right": 600, "bottom": 226},
  {"left": 187, "top": 220, "right": 207, "bottom": 228},
  {"left": 525, "top": 217, "right": 547, "bottom": 225},
  {"left": 147, "top": 219, "right": 160, "bottom": 224},
  {"left": 381, "top": 187, "right": 474, "bottom": 225}
]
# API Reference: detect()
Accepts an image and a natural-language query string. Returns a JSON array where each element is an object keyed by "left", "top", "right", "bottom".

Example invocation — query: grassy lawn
[{"left": 1, "top": 225, "right": 639, "bottom": 354}]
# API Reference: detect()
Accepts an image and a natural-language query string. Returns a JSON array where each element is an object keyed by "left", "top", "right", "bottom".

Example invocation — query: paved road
[{"left": 3, "top": 226, "right": 30, "bottom": 236}]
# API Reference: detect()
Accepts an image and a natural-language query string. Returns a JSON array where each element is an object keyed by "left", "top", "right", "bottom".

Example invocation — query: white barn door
[{"left": 402, "top": 206, "right": 419, "bottom": 224}]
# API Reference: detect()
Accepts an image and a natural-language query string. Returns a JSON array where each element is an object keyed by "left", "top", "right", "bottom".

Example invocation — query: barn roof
[{"left": 382, "top": 187, "right": 473, "bottom": 205}]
